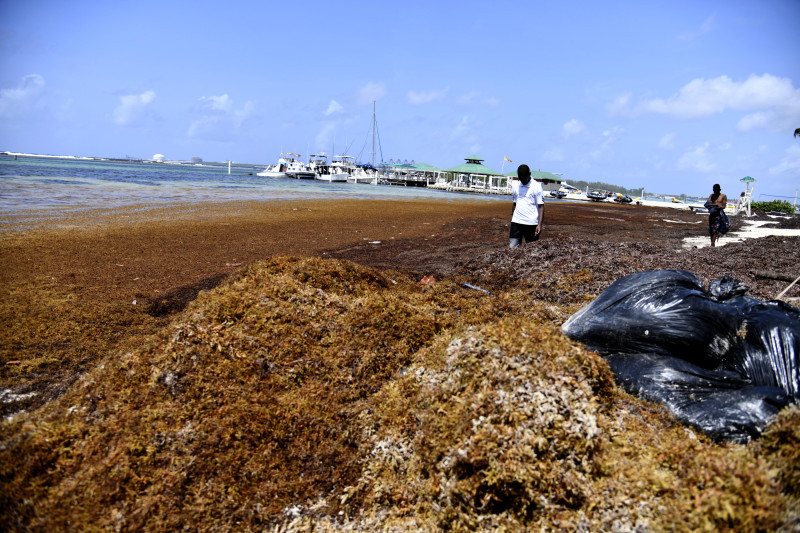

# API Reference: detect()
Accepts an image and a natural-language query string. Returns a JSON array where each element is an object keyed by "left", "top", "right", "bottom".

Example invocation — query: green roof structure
[
  {"left": 444, "top": 155, "right": 503, "bottom": 176},
  {"left": 411, "top": 162, "right": 442, "bottom": 172}
]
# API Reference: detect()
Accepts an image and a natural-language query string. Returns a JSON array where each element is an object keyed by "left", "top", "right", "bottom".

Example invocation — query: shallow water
[{"left": 0, "top": 155, "right": 506, "bottom": 225}]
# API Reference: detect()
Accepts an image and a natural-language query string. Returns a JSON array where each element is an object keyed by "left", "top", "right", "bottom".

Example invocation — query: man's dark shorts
[{"left": 509, "top": 221, "right": 540, "bottom": 243}]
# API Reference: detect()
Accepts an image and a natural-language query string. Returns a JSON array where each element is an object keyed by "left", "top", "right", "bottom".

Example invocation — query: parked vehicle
[{"left": 587, "top": 190, "right": 607, "bottom": 202}]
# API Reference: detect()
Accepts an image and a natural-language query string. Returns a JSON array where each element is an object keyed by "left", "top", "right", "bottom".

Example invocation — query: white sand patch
[
  {"left": 683, "top": 219, "right": 800, "bottom": 249},
  {"left": 663, "top": 219, "right": 703, "bottom": 225}
]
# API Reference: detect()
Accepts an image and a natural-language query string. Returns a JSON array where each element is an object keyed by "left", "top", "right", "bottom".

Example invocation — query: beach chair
[{"left": 734, "top": 186, "right": 754, "bottom": 217}]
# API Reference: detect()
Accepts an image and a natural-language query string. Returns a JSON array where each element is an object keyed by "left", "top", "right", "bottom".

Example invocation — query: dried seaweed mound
[
  {"left": 278, "top": 317, "right": 793, "bottom": 532},
  {"left": 0, "top": 256, "right": 505, "bottom": 530},
  {"left": 333, "top": 319, "right": 617, "bottom": 530},
  {"left": 1, "top": 257, "right": 796, "bottom": 531}
]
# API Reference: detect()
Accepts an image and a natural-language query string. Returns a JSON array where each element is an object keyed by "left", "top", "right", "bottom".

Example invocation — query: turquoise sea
[{"left": 0, "top": 155, "right": 507, "bottom": 225}]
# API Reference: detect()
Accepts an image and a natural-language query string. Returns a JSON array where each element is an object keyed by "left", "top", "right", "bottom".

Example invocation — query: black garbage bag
[{"left": 562, "top": 270, "right": 800, "bottom": 442}]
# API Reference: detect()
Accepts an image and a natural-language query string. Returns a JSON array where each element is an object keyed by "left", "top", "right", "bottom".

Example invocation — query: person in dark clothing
[{"left": 706, "top": 183, "right": 728, "bottom": 247}]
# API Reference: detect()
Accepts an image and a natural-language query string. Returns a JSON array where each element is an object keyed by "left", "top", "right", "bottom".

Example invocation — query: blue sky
[{"left": 1, "top": 0, "right": 798, "bottom": 198}]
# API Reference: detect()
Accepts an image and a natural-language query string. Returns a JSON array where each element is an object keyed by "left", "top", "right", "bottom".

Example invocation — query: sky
[{"left": 1, "top": 0, "right": 799, "bottom": 198}]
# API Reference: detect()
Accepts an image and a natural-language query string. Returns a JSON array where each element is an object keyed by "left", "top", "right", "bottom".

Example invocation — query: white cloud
[
  {"left": 634, "top": 74, "right": 800, "bottom": 121},
  {"left": 737, "top": 111, "right": 772, "bottom": 131},
  {"left": 457, "top": 91, "right": 500, "bottom": 107},
  {"left": 0, "top": 74, "right": 45, "bottom": 118},
  {"left": 315, "top": 122, "right": 336, "bottom": 150},
  {"left": 407, "top": 88, "right": 447, "bottom": 105},
  {"left": 324, "top": 100, "right": 344, "bottom": 116},
  {"left": 357, "top": 82, "right": 386, "bottom": 105},
  {"left": 113, "top": 90, "right": 155, "bottom": 125},
  {"left": 659, "top": 133, "right": 676, "bottom": 150},
  {"left": 233, "top": 101, "right": 254, "bottom": 128},
  {"left": 606, "top": 92, "right": 632, "bottom": 116},
  {"left": 187, "top": 94, "right": 254, "bottom": 140},
  {"left": 677, "top": 13, "right": 716, "bottom": 42},
  {"left": 769, "top": 144, "right": 800, "bottom": 175},
  {"left": 199, "top": 94, "right": 233, "bottom": 112},
  {"left": 562, "top": 119, "right": 585, "bottom": 137},
  {"left": 542, "top": 147, "right": 565, "bottom": 162},
  {"left": 457, "top": 91, "right": 478, "bottom": 105},
  {"left": 450, "top": 115, "right": 479, "bottom": 149},
  {"left": 451, "top": 116, "right": 471, "bottom": 138},
  {"left": 678, "top": 142, "right": 716, "bottom": 172},
  {"left": 590, "top": 126, "right": 623, "bottom": 159}
]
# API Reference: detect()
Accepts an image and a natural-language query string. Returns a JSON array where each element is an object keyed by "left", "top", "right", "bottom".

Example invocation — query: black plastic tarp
[{"left": 562, "top": 270, "right": 800, "bottom": 442}]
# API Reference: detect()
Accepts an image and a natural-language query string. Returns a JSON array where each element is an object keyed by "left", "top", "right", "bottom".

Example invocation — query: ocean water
[{"left": 0, "top": 155, "right": 506, "bottom": 224}]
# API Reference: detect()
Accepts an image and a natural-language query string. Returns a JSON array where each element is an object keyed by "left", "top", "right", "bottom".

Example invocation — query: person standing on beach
[
  {"left": 510, "top": 164, "right": 545, "bottom": 248},
  {"left": 706, "top": 183, "right": 728, "bottom": 247}
]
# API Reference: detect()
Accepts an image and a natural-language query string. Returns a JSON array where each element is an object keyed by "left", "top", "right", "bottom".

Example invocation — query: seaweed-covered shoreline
[{"left": 1, "top": 199, "right": 799, "bottom": 530}]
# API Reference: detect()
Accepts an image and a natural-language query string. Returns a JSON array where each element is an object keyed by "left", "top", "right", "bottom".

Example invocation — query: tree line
[{"left": 563, "top": 180, "right": 645, "bottom": 197}]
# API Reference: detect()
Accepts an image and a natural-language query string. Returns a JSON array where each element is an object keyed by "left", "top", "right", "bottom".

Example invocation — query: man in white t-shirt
[{"left": 509, "top": 164, "right": 544, "bottom": 248}]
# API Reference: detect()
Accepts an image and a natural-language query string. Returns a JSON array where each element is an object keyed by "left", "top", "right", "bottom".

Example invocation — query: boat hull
[
  {"left": 316, "top": 172, "right": 348, "bottom": 182},
  {"left": 256, "top": 171, "right": 289, "bottom": 178},
  {"left": 348, "top": 172, "right": 377, "bottom": 184},
  {"left": 287, "top": 171, "right": 316, "bottom": 179}
]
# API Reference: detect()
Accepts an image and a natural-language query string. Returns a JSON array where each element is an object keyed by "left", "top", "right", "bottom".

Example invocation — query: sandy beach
[{"left": 2, "top": 198, "right": 799, "bottom": 531}]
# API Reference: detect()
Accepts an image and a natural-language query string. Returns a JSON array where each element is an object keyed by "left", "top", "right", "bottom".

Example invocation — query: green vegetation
[{"left": 752, "top": 200, "right": 797, "bottom": 215}]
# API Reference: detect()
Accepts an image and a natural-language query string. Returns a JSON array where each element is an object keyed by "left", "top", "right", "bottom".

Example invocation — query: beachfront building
[
  {"left": 381, "top": 161, "right": 442, "bottom": 186},
  {"left": 412, "top": 162, "right": 443, "bottom": 181},
  {"left": 504, "top": 168, "right": 564, "bottom": 192},
  {"left": 433, "top": 155, "right": 508, "bottom": 193}
]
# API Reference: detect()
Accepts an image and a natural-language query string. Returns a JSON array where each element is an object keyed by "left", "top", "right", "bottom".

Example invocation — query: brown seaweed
[{"left": 2, "top": 256, "right": 797, "bottom": 531}]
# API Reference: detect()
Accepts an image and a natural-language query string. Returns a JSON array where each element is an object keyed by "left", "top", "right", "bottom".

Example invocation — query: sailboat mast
[{"left": 371, "top": 101, "right": 376, "bottom": 168}]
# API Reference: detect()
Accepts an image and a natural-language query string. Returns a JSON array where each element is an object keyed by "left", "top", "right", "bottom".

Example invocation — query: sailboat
[{"left": 349, "top": 101, "right": 381, "bottom": 184}]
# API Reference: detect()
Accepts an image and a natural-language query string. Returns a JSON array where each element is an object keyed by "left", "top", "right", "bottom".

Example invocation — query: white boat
[
  {"left": 329, "top": 154, "right": 356, "bottom": 180},
  {"left": 257, "top": 152, "right": 315, "bottom": 179},
  {"left": 310, "top": 152, "right": 348, "bottom": 182},
  {"left": 349, "top": 166, "right": 379, "bottom": 184}
]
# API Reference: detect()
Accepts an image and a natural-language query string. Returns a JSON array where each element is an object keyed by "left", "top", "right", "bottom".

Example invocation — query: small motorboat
[
  {"left": 587, "top": 190, "right": 607, "bottom": 202},
  {"left": 257, "top": 152, "right": 315, "bottom": 179}
]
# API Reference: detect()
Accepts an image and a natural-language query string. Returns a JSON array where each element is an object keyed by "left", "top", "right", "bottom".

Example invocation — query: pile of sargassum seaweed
[{"left": 2, "top": 236, "right": 799, "bottom": 531}]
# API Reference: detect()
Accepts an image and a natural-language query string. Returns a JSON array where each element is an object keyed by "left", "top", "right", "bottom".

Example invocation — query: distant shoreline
[{"left": 1, "top": 151, "right": 265, "bottom": 167}]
